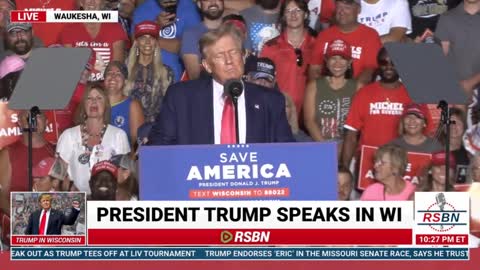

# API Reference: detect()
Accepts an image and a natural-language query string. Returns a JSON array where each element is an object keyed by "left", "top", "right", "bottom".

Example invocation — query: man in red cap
[
  {"left": 309, "top": 0, "right": 382, "bottom": 87},
  {"left": 89, "top": 160, "right": 118, "bottom": 200},
  {"left": 32, "top": 157, "right": 68, "bottom": 192}
]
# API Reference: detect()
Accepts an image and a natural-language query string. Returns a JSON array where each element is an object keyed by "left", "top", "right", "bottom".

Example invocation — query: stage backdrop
[{"left": 139, "top": 142, "right": 337, "bottom": 200}]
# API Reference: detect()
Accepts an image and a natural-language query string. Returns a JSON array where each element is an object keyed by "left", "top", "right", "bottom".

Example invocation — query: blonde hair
[
  {"left": 374, "top": 144, "right": 408, "bottom": 177},
  {"left": 199, "top": 23, "right": 244, "bottom": 60},
  {"left": 38, "top": 193, "right": 52, "bottom": 202},
  {"left": 74, "top": 82, "right": 111, "bottom": 125},
  {"left": 124, "top": 41, "right": 172, "bottom": 98}
]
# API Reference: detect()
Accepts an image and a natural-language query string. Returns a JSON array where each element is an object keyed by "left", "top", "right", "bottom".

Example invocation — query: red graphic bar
[
  {"left": 11, "top": 235, "right": 86, "bottom": 246},
  {"left": 88, "top": 229, "right": 412, "bottom": 245},
  {"left": 416, "top": 234, "right": 468, "bottom": 245},
  {"left": 10, "top": 11, "right": 47, "bottom": 23}
]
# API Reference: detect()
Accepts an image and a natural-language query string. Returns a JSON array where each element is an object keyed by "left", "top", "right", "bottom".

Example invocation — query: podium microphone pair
[{"left": 223, "top": 79, "right": 244, "bottom": 144}]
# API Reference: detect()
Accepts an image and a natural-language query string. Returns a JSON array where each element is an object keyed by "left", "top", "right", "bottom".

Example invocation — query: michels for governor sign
[
  {"left": 358, "top": 145, "right": 432, "bottom": 190},
  {"left": 139, "top": 143, "right": 337, "bottom": 200}
]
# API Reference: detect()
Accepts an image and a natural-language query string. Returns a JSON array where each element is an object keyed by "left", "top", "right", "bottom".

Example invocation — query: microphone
[
  {"left": 436, "top": 192, "right": 446, "bottom": 211},
  {"left": 224, "top": 79, "right": 244, "bottom": 100},
  {"left": 30, "top": 106, "right": 41, "bottom": 117},
  {"left": 223, "top": 79, "right": 244, "bottom": 144},
  {"left": 436, "top": 193, "right": 446, "bottom": 230}
]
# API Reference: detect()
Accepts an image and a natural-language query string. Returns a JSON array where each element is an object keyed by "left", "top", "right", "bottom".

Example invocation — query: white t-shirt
[
  {"left": 307, "top": 0, "right": 323, "bottom": 29},
  {"left": 358, "top": 0, "right": 412, "bottom": 36},
  {"left": 56, "top": 124, "right": 130, "bottom": 194}
]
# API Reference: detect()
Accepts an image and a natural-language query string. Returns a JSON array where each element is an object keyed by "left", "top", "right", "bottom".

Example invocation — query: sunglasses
[{"left": 295, "top": 48, "right": 303, "bottom": 67}]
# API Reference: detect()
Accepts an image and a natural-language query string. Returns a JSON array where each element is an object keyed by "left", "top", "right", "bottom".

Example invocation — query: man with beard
[
  {"left": 3, "top": 22, "right": 37, "bottom": 61},
  {"left": 181, "top": 0, "right": 226, "bottom": 80},
  {"left": 240, "top": 0, "right": 281, "bottom": 54},
  {"left": 340, "top": 48, "right": 414, "bottom": 169}
]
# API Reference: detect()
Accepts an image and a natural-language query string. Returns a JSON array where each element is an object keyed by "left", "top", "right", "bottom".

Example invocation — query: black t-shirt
[{"left": 408, "top": 0, "right": 462, "bottom": 38}]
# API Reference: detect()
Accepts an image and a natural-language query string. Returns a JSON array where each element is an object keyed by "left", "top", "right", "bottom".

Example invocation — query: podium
[{"left": 139, "top": 142, "right": 338, "bottom": 201}]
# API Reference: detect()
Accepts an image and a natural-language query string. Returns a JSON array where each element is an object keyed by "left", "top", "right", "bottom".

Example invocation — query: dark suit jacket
[
  {"left": 25, "top": 207, "right": 80, "bottom": 235},
  {"left": 148, "top": 78, "right": 295, "bottom": 145}
]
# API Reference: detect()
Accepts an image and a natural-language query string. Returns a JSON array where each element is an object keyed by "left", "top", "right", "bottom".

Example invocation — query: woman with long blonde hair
[{"left": 125, "top": 21, "right": 174, "bottom": 123}]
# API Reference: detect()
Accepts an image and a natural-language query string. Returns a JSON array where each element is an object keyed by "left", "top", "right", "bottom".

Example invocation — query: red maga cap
[
  {"left": 325, "top": 39, "right": 352, "bottom": 60},
  {"left": 91, "top": 161, "right": 118, "bottom": 177},
  {"left": 134, "top": 21, "right": 160, "bottom": 39},
  {"left": 431, "top": 151, "right": 456, "bottom": 169}
]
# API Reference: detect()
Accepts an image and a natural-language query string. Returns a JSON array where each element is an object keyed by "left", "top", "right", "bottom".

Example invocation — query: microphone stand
[
  {"left": 438, "top": 100, "right": 453, "bottom": 192},
  {"left": 23, "top": 106, "right": 39, "bottom": 191},
  {"left": 231, "top": 96, "right": 240, "bottom": 144}
]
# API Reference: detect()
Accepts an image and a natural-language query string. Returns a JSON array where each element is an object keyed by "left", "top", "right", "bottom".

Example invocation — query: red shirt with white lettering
[
  {"left": 344, "top": 82, "right": 412, "bottom": 147},
  {"left": 59, "top": 23, "right": 128, "bottom": 81},
  {"left": 16, "top": 0, "right": 77, "bottom": 46},
  {"left": 311, "top": 24, "right": 382, "bottom": 78}
]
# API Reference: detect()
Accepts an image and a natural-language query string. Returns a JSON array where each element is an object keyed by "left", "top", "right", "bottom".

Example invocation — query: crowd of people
[{"left": 0, "top": 0, "right": 478, "bottom": 247}]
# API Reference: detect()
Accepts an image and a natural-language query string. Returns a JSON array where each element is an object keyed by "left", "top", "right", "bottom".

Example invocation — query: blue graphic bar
[{"left": 10, "top": 247, "right": 469, "bottom": 260}]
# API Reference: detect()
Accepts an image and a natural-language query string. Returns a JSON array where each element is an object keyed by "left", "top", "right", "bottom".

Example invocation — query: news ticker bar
[
  {"left": 10, "top": 247, "right": 469, "bottom": 261},
  {"left": 10, "top": 11, "right": 118, "bottom": 23}
]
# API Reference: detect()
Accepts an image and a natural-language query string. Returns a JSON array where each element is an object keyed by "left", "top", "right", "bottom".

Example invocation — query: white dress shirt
[
  {"left": 212, "top": 79, "right": 246, "bottom": 144},
  {"left": 38, "top": 209, "right": 50, "bottom": 235}
]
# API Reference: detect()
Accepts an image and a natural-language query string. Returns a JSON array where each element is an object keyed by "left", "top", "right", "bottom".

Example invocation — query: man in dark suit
[
  {"left": 25, "top": 193, "right": 80, "bottom": 235},
  {"left": 148, "top": 23, "right": 294, "bottom": 145}
]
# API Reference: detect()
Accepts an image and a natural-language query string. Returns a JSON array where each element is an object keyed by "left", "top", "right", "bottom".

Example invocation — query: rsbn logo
[{"left": 417, "top": 193, "right": 467, "bottom": 232}]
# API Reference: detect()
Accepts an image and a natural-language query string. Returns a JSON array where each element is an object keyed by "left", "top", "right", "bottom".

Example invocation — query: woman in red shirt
[
  {"left": 59, "top": 0, "right": 128, "bottom": 82},
  {"left": 260, "top": 0, "right": 316, "bottom": 116}
]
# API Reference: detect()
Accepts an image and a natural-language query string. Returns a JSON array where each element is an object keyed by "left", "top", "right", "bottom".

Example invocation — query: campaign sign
[
  {"left": 139, "top": 142, "right": 337, "bottom": 200},
  {"left": 358, "top": 145, "right": 432, "bottom": 190},
  {"left": 0, "top": 102, "right": 72, "bottom": 147}
]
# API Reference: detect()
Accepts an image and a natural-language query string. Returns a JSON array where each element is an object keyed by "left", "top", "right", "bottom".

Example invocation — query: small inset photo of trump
[{"left": 10, "top": 192, "right": 86, "bottom": 237}]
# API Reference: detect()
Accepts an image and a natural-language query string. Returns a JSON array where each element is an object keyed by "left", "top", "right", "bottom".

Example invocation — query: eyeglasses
[
  {"left": 295, "top": 48, "right": 303, "bottom": 67},
  {"left": 374, "top": 159, "right": 390, "bottom": 167},
  {"left": 285, "top": 7, "right": 303, "bottom": 15}
]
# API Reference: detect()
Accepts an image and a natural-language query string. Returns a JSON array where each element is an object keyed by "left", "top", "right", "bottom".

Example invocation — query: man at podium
[{"left": 148, "top": 24, "right": 294, "bottom": 145}]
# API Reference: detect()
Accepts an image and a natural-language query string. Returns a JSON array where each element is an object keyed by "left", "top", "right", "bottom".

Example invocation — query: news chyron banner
[
  {"left": 140, "top": 143, "right": 337, "bottom": 200},
  {"left": 10, "top": 10, "right": 118, "bottom": 23},
  {"left": 85, "top": 201, "right": 413, "bottom": 246},
  {"left": 10, "top": 195, "right": 474, "bottom": 260}
]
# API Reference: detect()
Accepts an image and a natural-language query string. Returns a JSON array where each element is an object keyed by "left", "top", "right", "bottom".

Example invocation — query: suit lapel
[
  {"left": 46, "top": 210, "right": 54, "bottom": 234},
  {"left": 244, "top": 84, "right": 262, "bottom": 143},
  {"left": 192, "top": 79, "right": 214, "bottom": 144}
]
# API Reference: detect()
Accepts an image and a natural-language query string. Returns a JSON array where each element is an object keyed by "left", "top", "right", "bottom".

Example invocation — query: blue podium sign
[{"left": 139, "top": 142, "right": 337, "bottom": 200}]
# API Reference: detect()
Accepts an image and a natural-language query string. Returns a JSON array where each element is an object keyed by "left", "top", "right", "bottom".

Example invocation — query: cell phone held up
[{"left": 162, "top": 0, "right": 177, "bottom": 15}]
